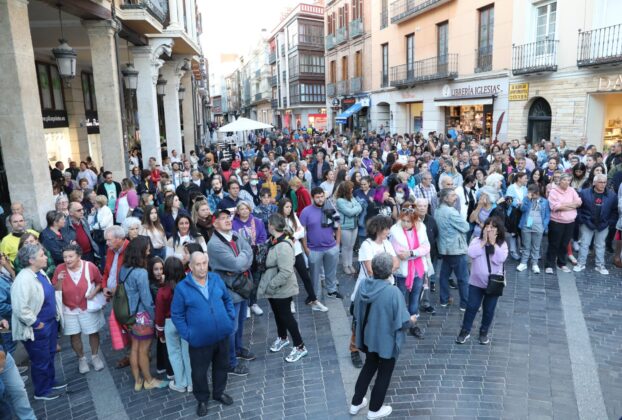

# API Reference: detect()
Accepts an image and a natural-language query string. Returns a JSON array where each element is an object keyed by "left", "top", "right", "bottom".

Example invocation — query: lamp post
[
  {"left": 156, "top": 76, "right": 167, "bottom": 96},
  {"left": 52, "top": 6, "right": 77, "bottom": 86},
  {"left": 178, "top": 86, "right": 186, "bottom": 101},
  {"left": 121, "top": 63, "right": 139, "bottom": 148}
]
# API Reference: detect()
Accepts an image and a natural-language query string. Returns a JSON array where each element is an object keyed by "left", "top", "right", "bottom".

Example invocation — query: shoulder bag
[
  {"left": 84, "top": 262, "right": 107, "bottom": 312},
  {"left": 484, "top": 245, "right": 506, "bottom": 296}
]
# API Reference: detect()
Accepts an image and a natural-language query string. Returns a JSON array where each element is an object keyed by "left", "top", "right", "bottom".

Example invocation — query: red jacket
[
  {"left": 102, "top": 239, "right": 129, "bottom": 289},
  {"left": 155, "top": 285, "right": 173, "bottom": 338},
  {"left": 295, "top": 186, "right": 312, "bottom": 216}
]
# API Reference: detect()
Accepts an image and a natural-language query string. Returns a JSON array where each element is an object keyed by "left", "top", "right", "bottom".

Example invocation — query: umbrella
[{"left": 218, "top": 117, "right": 272, "bottom": 132}]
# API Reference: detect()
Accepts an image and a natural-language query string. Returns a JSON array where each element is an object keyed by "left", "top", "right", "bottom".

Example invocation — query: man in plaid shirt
[{"left": 413, "top": 172, "right": 438, "bottom": 215}]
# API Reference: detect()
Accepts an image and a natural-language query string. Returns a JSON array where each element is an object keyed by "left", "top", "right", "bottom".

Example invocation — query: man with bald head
[
  {"left": 4, "top": 201, "right": 34, "bottom": 232},
  {"left": 172, "top": 252, "right": 235, "bottom": 417}
]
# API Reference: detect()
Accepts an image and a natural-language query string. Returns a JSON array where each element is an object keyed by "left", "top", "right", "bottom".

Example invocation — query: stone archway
[{"left": 527, "top": 97, "right": 552, "bottom": 143}]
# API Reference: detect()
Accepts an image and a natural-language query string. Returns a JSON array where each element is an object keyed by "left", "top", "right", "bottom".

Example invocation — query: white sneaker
[
  {"left": 545, "top": 267, "right": 554, "bottom": 274},
  {"left": 573, "top": 264, "right": 586, "bottom": 272},
  {"left": 187, "top": 385, "right": 193, "bottom": 393},
  {"left": 532, "top": 264, "right": 540, "bottom": 274},
  {"left": 246, "top": 307, "right": 251, "bottom": 319},
  {"left": 595, "top": 266, "right": 609, "bottom": 275},
  {"left": 290, "top": 301, "right": 296, "bottom": 313},
  {"left": 78, "top": 357, "right": 90, "bottom": 374},
  {"left": 516, "top": 263, "right": 528, "bottom": 272},
  {"left": 250, "top": 304, "right": 264, "bottom": 316},
  {"left": 285, "top": 346, "right": 308, "bottom": 363},
  {"left": 367, "top": 405, "right": 392, "bottom": 419},
  {"left": 270, "top": 337, "right": 290, "bottom": 352},
  {"left": 349, "top": 397, "right": 368, "bottom": 415},
  {"left": 168, "top": 381, "right": 186, "bottom": 393},
  {"left": 91, "top": 354, "right": 105, "bottom": 371},
  {"left": 311, "top": 301, "right": 328, "bottom": 312},
  {"left": 560, "top": 266, "right": 571, "bottom": 273},
  {"left": 568, "top": 255, "right": 578, "bottom": 265}
]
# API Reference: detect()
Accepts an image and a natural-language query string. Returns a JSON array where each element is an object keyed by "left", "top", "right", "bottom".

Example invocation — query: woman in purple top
[{"left": 456, "top": 217, "right": 508, "bottom": 345}]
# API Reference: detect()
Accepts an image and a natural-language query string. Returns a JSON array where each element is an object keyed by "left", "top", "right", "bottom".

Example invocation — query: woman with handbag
[
  {"left": 456, "top": 217, "right": 508, "bottom": 345},
  {"left": 119, "top": 236, "right": 169, "bottom": 391},
  {"left": 51, "top": 244, "right": 106, "bottom": 374},
  {"left": 89, "top": 195, "right": 114, "bottom": 270},
  {"left": 257, "top": 213, "right": 308, "bottom": 363}
]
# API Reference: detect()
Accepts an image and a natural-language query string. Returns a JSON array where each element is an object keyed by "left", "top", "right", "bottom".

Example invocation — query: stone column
[
  {"left": 168, "top": 0, "right": 180, "bottom": 28},
  {"left": 84, "top": 20, "right": 127, "bottom": 180},
  {"left": 132, "top": 38, "right": 173, "bottom": 166},
  {"left": 181, "top": 74, "right": 196, "bottom": 153},
  {"left": 0, "top": 0, "right": 53, "bottom": 229},
  {"left": 160, "top": 59, "right": 186, "bottom": 158}
]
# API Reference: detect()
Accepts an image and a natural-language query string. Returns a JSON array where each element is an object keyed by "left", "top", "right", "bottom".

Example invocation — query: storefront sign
[
  {"left": 42, "top": 110, "right": 68, "bottom": 129},
  {"left": 597, "top": 74, "right": 622, "bottom": 91},
  {"left": 308, "top": 114, "right": 327, "bottom": 131},
  {"left": 442, "top": 83, "right": 502, "bottom": 97},
  {"left": 509, "top": 83, "right": 529, "bottom": 101},
  {"left": 85, "top": 110, "right": 99, "bottom": 135},
  {"left": 341, "top": 97, "right": 356, "bottom": 110}
]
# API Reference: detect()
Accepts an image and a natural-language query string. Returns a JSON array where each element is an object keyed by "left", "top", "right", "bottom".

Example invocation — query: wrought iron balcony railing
[
  {"left": 512, "top": 39, "right": 558, "bottom": 75},
  {"left": 336, "top": 27, "right": 348, "bottom": 44},
  {"left": 326, "top": 34, "right": 336, "bottom": 50},
  {"left": 390, "top": 54, "right": 458, "bottom": 87},
  {"left": 350, "top": 19, "right": 363, "bottom": 39},
  {"left": 120, "top": 0, "right": 168, "bottom": 24},
  {"left": 350, "top": 76, "right": 362, "bottom": 93},
  {"left": 271, "top": 99, "right": 278, "bottom": 108},
  {"left": 327, "top": 83, "right": 336, "bottom": 97},
  {"left": 577, "top": 23, "right": 622, "bottom": 67},
  {"left": 390, "top": 0, "right": 453, "bottom": 25},
  {"left": 269, "top": 52, "right": 276, "bottom": 64},
  {"left": 475, "top": 45, "right": 493, "bottom": 73},
  {"left": 337, "top": 80, "right": 348, "bottom": 95}
]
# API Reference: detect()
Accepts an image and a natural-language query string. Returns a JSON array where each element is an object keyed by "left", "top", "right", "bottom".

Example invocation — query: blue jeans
[
  {"left": 308, "top": 246, "right": 340, "bottom": 300},
  {"left": 0, "top": 331, "right": 16, "bottom": 355},
  {"left": 0, "top": 352, "right": 36, "bottom": 420},
  {"left": 395, "top": 275, "right": 423, "bottom": 316},
  {"left": 439, "top": 254, "right": 469, "bottom": 308},
  {"left": 164, "top": 318, "right": 192, "bottom": 388},
  {"left": 229, "top": 300, "right": 248, "bottom": 368},
  {"left": 22, "top": 319, "right": 58, "bottom": 397},
  {"left": 461, "top": 284, "right": 499, "bottom": 335}
]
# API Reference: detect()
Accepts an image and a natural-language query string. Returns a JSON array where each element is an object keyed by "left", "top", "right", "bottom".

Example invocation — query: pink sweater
[{"left": 548, "top": 185, "right": 582, "bottom": 224}]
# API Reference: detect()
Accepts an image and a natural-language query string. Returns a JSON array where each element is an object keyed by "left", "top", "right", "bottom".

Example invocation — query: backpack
[
  {"left": 253, "top": 242, "right": 272, "bottom": 275},
  {"left": 112, "top": 268, "right": 138, "bottom": 326}
]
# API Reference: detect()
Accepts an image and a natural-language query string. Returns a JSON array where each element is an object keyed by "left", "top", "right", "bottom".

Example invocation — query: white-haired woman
[{"left": 122, "top": 216, "right": 142, "bottom": 241}]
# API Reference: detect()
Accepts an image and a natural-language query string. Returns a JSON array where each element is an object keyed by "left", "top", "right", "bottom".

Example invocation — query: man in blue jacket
[
  {"left": 171, "top": 252, "right": 235, "bottom": 417},
  {"left": 573, "top": 174, "right": 618, "bottom": 275}
]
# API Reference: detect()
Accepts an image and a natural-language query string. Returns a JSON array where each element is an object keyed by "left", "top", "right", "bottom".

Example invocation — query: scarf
[{"left": 403, "top": 227, "right": 425, "bottom": 291}]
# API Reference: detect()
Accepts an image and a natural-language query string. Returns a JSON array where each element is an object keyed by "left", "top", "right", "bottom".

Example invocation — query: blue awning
[{"left": 335, "top": 102, "right": 363, "bottom": 124}]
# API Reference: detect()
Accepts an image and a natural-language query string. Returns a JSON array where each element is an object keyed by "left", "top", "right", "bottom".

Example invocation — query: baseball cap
[{"left": 213, "top": 209, "right": 231, "bottom": 219}]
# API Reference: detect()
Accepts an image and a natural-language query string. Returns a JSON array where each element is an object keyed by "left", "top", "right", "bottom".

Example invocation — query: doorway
[{"left": 527, "top": 97, "right": 552, "bottom": 143}]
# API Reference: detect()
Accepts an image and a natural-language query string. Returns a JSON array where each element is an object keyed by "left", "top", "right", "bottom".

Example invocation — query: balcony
[
  {"left": 298, "top": 34, "right": 324, "bottom": 49},
  {"left": 350, "top": 76, "right": 363, "bottom": 93},
  {"left": 271, "top": 75, "right": 277, "bottom": 86},
  {"left": 512, "top": 39, "right": 558, "bottom": 75},
  {"left": 120, "top": 0, "right": 168, "bottom": 24},
  {"left": 350, "top": 19, "right": 363, "bottom": 39},
  {"left": 336, "top": 26, "right": 348, "bottom": 45},
  {"left": 327, "top": 83, "right": 336, "bottom": 97},
  {"left": 326, "top": 34, "right": 336, "bottom": 50},
  {"left": 577, "top": 23, "right": 622, "bottom": 67},
  {"left": 390, "top": 54, "right": 458, "bottom": 87},
  {"left": 271, "top": 99, "right": 278, "bottom": 108},
  {"left": 254, "top": 93, "right": 270, "bottom": 103},
  {"left": 337, "top": 80, "right": 348, "bottom": 95},
  {"left": 269, "top": 51, "right": 276, "bottom": 64},
  {"left": 475, "top": 45, "right": 493, "bottom": 73},
  {"left": 390, "top": 0, "right": 453, "bottom": 25}
]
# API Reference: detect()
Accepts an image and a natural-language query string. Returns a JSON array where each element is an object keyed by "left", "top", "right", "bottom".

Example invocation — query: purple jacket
[
  {"left": 467, "top": 238, "right": 508, "bottom": 289},
  {"left": 232, "top": 216, "right": 268, "bottom": 246}
]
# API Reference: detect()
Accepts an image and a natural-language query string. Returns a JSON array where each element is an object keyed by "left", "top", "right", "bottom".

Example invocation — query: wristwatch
[{"left": 410, "top": 250, "right": 415, "bottom": 257}]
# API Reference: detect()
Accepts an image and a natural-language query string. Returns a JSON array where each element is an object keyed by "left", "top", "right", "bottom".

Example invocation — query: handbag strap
[{"left": 484, "top": 243, "right": 505, "bottom": 275}]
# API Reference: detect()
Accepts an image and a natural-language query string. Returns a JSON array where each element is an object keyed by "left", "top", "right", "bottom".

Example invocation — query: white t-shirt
[{"left": 352, "top": 238, "right": 396, "bottom": 299}]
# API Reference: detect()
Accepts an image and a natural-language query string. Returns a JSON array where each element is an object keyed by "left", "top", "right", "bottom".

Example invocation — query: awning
[
  {"left": 336, "top": 102, "right": 363, "bottom": 123},
  {"left": 433, "top": 94, "right": 495, "bottom": 107}
]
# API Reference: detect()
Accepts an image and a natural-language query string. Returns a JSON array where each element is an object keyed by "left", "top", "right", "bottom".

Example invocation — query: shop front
[
  {"left": 586, "top": 74, "right": 622, "bottom": 152},
  {"left": 335, "top": 96, "right": 370, "bottom": 132}
]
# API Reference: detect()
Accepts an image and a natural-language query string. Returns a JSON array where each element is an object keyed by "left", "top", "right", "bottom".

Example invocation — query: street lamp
[
  {"left": 178, "top": 86, "right": 186, "bottom": 101},
  {"left": 121, "top": 63, "right": 139, "bottom": 91},
  {"left": 52, "top": 6, "right": 77, "bottom": 85},
  {"left": 156, "top": 76, "right": 167, "bottom": 96}
]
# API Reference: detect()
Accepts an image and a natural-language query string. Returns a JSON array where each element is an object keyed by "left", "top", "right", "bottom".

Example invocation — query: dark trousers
[
  {"left": 461, "top": 284, "right": 499, "bottom": 335},
  {"left": 156, "top": 338, "right": 173, "bottom": 376},
  {"left": 352, "top": 352, "right": 396, "bottom": 412},
  {"left": 546, "top": 221, "right": 575, "bottom": 269},
  {"left": 189, "top": 338, "right": 229, "bottom": 403},
  {"left": 23, "top": 319, "right": 57, "bottom": 397},
  {"left": 439, "top": 254, "right": 469, "bottom": 308},
  {"left": 295, "top": 253, "right": 317, "bottom": 303},
  {"left": 268, "top": 297, "right": 303, "bottom": 348}
]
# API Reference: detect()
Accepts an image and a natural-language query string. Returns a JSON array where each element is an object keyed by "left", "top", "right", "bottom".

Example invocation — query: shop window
[
  {"left": 36, "top": 62, "right": 65, "bottom": 111},
  {"left": 527, "top": 98, "right": 552, "bottom": 143},
  {"left": 81, "top": 72, "right": 97, "bottom": 112}
]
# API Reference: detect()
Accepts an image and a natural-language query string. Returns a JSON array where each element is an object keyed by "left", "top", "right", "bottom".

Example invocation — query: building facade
[
  {"left": 506, "top": 0, "right": 622, "bottom": 150},
  {"left": 0, "top": 0, "right": 206, "bottom": 227},
  {"left": 368, "top": 0, "right": 513, "bottom": 140},
  {"left": 269, "top": 3, "right": 327, "bottom": 131},
  {"left": 324, "top": 0, "right": 373, "bottom": 132}
]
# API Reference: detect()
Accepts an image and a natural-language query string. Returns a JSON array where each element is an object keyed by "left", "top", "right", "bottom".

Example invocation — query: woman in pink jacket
[{"left": 545, "top": 173, "right": 582, "bottom": 274}]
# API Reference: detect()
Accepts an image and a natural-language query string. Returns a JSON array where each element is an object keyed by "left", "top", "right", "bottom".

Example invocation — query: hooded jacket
[
  {"left": 353, "top": 278, "right": 411, "bottom": 359},
  {"left": 548, "top": 184, "right": 582, "bottom": 224}
]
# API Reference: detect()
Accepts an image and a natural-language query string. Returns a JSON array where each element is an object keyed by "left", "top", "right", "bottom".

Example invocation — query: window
[
  {"left": 299, "top": 24, "right": 323, "bottom": 45},
  {"left": 437, "top": 21, "right": 449, "bottom": 71},
  {"left": 300, "top": 55, "right": 325, "bottom": 74},
  {"left": 355, "top": 51, "right": 362, "bottom": 77},
  {"left": 288, "top": 54, "right": 299, "bottom": 77},
  {"left": 535, "top": 2, "right": 556, "bottom": 54},
  {"left": 288, "top": 22, "right": 298, "bottom": 49},
  {"left": 381, "top": 43, "right": 389, "bottom": 87},
  {"left": 36, "top": 62, "right": 65, "bottom": 111},
  {"left": 352, "top": 0, "right": 363, "bottom": 20},
  {"left": 341, "top": 56, "right": 348, "bottom": 80},
  {"left": 81, "top": 72, "right": 97, "bottom": 112},
  {"left": 338, "top": 7, "right": 344, "bottom": 28},
  {"left": 330, "top": 60, "right": 337, "bottom": 83},
  {"left": 290, "top": 82, "right": 325, "bottom": 104},
  {"left": 381, "top": 0, "right": 388, "bottom": 29},
  {"left": 406, "top": 34, "right": 415, "bottom": 77},
  {"left": 477, "top": 5, "right": 494, "bottom": 71},
  {"left": 327, "top": 13, "right": 334, "bottom": 35}
]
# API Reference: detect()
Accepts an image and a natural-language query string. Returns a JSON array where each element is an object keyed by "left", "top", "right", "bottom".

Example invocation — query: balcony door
[
  {"left": 437, "top": 22, "right": 448, "bottom": 74},
  {"left": 477, "top": 5, "right": 494, "bottom": 71},
  {"left": 535, "top": 2, "right": 556, "bottom": 57},
  {"left": 406, "top": 34, "right": 415, "bottom": 80},
  {"left": 527, "top": 98, "right": 552, "bottom": 143},
  {"left": 381, "top": 43, "right": 389, "bottom": 87}
]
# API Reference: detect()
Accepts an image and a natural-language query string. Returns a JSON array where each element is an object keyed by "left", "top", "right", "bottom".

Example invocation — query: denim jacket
[
  {"left": 434, "top": 204, "right": 470, "bottom": 255},
  {"left": 519, "top": 196, "right": 550, "bottom": 232},
  {"left": 119, "top": 266, "right": 155, "bottom": 320}
]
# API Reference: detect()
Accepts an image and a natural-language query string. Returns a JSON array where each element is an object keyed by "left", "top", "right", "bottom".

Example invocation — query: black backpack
[{"left": 113, "top": 268, "right": 138, "bottom": 326}]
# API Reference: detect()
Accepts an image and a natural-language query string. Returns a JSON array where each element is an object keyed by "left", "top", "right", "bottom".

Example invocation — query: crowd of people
[{"left": 0, "top": 131, "right": 621, "bottom": 419}]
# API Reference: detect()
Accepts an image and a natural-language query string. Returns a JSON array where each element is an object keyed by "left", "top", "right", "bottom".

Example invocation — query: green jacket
[{"left": 257, "top": 237, "right": 298, "bottom": 299}]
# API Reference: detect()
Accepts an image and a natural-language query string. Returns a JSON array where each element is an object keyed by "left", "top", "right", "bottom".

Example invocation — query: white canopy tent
[{"left": 218, "top": 117, "right": 273, "bottom": 146}]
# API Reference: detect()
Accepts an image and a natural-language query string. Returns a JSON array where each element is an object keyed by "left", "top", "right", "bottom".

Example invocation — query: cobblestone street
[{"left": 21, "top": 247, "right": 619, "bottom": 419}]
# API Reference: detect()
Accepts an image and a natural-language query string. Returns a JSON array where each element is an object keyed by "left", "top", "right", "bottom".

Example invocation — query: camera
[{"left": 321, "top": 207, "right": 340, "bottom": 228}]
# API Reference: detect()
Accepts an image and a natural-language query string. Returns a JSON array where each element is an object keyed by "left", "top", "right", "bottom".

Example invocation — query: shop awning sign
[
  {"left": 509, "top": 83, "right": 529, "bottom": 101},
  {"left": 42, "top": 110, "right": 68, "bottom": 129}
]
